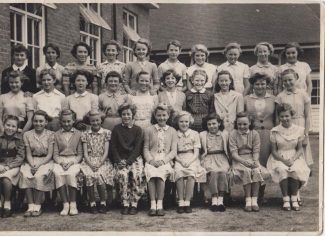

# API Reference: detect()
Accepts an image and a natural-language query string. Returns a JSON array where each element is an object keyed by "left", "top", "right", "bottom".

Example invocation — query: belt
[
  {"left": 178, "top": 150, "right": 194, "bottom": 154},
  {"left": 207, "top": 150, "right": 225, "bottom": 155}
]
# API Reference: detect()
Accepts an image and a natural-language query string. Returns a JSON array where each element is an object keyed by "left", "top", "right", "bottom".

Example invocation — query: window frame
[
  {"left": 122, "top": 9, "right": 138, "bottom": 63},
  {"left": 80, "top": 3, "right": 102, "bottom": 66},
  {"left": 10, "top": 3, "right": 45, "bottom": 68}
]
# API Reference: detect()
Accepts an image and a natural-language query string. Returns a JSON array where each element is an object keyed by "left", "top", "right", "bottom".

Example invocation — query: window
[
  {"left": 10, "top": 3, "right": 45, "bottom": 68},
  {"left": 311, "top": 78, "right": 320, "bottom": 105},
  {"left": 80, "top": 4, "right": 101, "bottom": 66},
  {"left": 122, "top": 10, "right": 139, "bottom": 63}
]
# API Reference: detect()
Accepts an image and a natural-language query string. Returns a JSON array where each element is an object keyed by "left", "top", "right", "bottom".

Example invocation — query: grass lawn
[{"left": 0, "top": 135, "right": 321, "bottom": 233}]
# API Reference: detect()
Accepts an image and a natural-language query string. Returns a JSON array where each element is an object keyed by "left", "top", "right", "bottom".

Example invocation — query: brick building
[
  {"left": 0, "top": 3, "right": 158, "bottom": 72},
  {"left": 149, "top": 4, "right": 321, "bottom": 132}
]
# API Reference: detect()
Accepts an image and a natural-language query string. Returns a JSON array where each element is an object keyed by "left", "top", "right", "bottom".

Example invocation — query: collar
[
  {"left": 102, "top": 60, "right": 122, "bottom": 65},
  {"left": 121, "top": 122, "right": 134, "bottom": 129},
  {"left": 60, "top": 128, "right": 75, "bottom": 133},
  {"left": 166, "top": 59, "right": 180, "bottom": 64},
  {"left": 12, "top": 62, "right": 27, "bottom": 71},
  {"left": 45, "top": 63, "right": 58, "bottom": 70},
  {"left": 38, "top": 88, "right": 61, "bottom": 95},
  {"left": 74, "top": 91, "right": 88, "bottom": 97},
  {"left": 177, "top": 129, "right": 191, "bottom": 138},
  {"left": 154, "top": 124, "right": 169, "bottom": 131},
  {"left": 8, "top": 91, "right": 23, "bottom": 97},
  {"left": 105, "top": 91, "right": 120, "bottom": 97},
  {"left": 285, "top": 61, "right": 298, "bottom": 67},
  {"left": 249, "top": 92, "right": 272, "bottom": 99},
  {"left": 190, "top": 88, "right": 206, "bottom": 93},
  {"left": 285, "top": 89, "right": 298, "bottom": 95},
  {"left": 238, "top": 129, "right": 250, "bottom": 135},
  {"left": 88, "top": 127, "right": 105, "bottom": 134},
  {"left": 1, "top": 133, "right": 21, "bottom": 140},
  {"left": 226, "top": 61, "right": 238, "bottom": 66},
  {"left": 256, "top": 62, "right": 271, "bottom": 68},
  {"left": 208, "top": 130, "right": 222, "bottom": 136}
]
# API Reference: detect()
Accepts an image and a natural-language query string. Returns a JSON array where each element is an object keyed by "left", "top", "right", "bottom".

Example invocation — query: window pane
[
  {"left": 90, "top": 3, "right": 98, "bottom": 12},
  {"left": 34, "top": 20, "right": 40, "bottom": 46},
  {"left": 80, "top": 35, "right": 87, "bottom": 43},
  {"left": 10, "top": 12, "right": 14, "bottom": 40},
  {"left": 27, "top": 46, "right": 33, "bottom": 67},
  {"left": 123, "top": 12, "right": 127, "bottom": 26},
  {"left": 80, "top": 15, "right": 86, "bottom": 31},
  {"left": 123, "top": 34, "right": 128, "bottom": 46},
  {"left": 123, "top": 48, "right": 127, "bottom": 63},
  {"left": 129, "top": 15, "right": 135, "bottom": 30},
  {"left": 82, "top": 3, "right": 88, "bottom": 8},
  {"left": 11, "top": 3, "right": 25, "bottom": 10},
  {"left": 27, "top": 4, "right": 42, "bottom": 16},
  {"left": 27, "top": 18, "right": 33, "bottom": 44},
  {"left": 34, "top": 47, "right": 39, "bottom": 67},
  {"left": 16, "top": 14, "right": 22, "bottom": 42}
]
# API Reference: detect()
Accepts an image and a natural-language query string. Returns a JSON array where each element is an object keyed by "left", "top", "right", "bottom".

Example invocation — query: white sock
[
  {"left": 184, "top": 200, "right": 190, "bottom": 207},
  {"left": 150, "top": 200, "right": 157, "bottom": 210},
  {"left": 291, "top": 195, "right": 298, "bottom": 202},
  {"left": 28, "top": 203, "right": 35, "bottom": 211},
  {"left": 69, "top": 202, "right": 76, "bottom": 208},
  {"left": 34, "top": 204, "right": 41, "bottom": 211},
  {"left": 283, "top": 196, "right": 290, "bottom": 202},
  {"left": 63, "top": 202, "right": 69, "bottom": 209},
  {"left": 251, "top": 197, "right": 258, "bottom": 206},
  {"left": 217, "top": 197, "right": 224, "bottom": 206},
  {"left": 100, "top": 201, "right": 106, "bottom": 206},
  {"left": 90, "top": 201, "right": 96, "bottom": 207},
  {"left": 131, "top": 202, "right": 138, "bottom": 207},
  {"left": 212, "top": 197, "right": 218, "bottom": 206},
  {"left": 123, "top": 201, "right": 129, "bottom": 207},
  {"left": 157, "top": 200, "right": 163, "bottom": 209},
  {"left": 178, "top": 200, "right": 185, "bottom": 207},
  {"left": 245, "top": 197, "right": 252, "bottom": 207},
  {"left": 4, "top": 201, "right": 11, "bottom": 210}
]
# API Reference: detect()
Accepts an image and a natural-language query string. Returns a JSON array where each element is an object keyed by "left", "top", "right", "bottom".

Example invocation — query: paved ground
[{"left": 0, "top": 135, "right": 321, "bottom": 233}]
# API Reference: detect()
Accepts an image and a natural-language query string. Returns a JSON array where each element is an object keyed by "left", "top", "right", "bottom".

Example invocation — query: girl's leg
[
  {"left": 97, "top": 184, "right": 107, "bottom": 213},
  {"left": 176, "top": 178, "right": 185, "bottom": 205},
  {"left": 87, "top": 185, "right": 97, "bottom": 213},
  {"left": 68, "top": 186, "right": 78, "bottom": 215},
  {"left": 280, "top": 178, "right": 290, "bottom": 210},
  {"left": 24, "top": 188, "right": 35, "bottom": 216},
  {"left": 251, "top": 182, "right": 260, "bottom": 211},
  {"left": 106, "top": 184, "right": 113, "bottom": 208},
  {"left": 32, "top": 189, "right": 43, "bottom": 216},
  {"left": 147, "top": 178, "right": 157, "bottom": 216},
  {"left": 156, "top": 178, "right": 166, "bottom": 216},
  {"left": 184, "top": 177, "right": 195, "bottom": 213},
  {"left": 58, "top": 185, "right": 69, "bottom": 215},
  {"left": 288, "top": 178, "right": 300, "bottom": 211},
  {"left": 217, "top": 173, "right": 227, "bottom": 210},
  {"left": 243, "top": 184, "right": 252, "bottom": 211},
  {"left": 2, "top": 178, "right": 12, "bottom": 210}
]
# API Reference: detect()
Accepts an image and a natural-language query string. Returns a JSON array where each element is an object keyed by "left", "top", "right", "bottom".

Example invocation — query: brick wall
[
  {"left": 0, "top": 4, "right": 11, "bottom": 75},
  {"left": 100, "top": 4, "right": 113, "bottom": 63},
  {"left": 46, "top": 4, "right": 80, "bottom": 66}
]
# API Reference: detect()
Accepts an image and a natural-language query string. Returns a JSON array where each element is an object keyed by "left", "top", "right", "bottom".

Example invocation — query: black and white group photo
[{"left": 0, "top": 1, "right": 322, "bottom": 234}]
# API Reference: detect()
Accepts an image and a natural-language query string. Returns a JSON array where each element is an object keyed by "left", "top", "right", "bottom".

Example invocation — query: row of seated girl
[
  {"left": 1, "top": 38, "right": 312, "bottom": 100},
  {"left": 0, "top": 101, "right": 310, "bottom": 218}
]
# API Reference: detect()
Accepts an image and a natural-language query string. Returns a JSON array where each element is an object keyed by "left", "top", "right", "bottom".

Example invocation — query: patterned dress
[
  {"left": 267, "top": 124, "right": 310, "bottom": 186},
  {"left": 80, "top": 128, "right": 115, "bottom": 186},
  {"left": 173, "top": 129, "right": 206, "bottom": 182},
  {"left": 185, "top": 88, "right": 214, "bottom": 132},
  {"left": 20, "top": 129, "right": 55, "bottom": 191}
]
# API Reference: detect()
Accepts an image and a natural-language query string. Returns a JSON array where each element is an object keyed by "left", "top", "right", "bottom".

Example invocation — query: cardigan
[
  {"left": 1, "top": 65, "right": 37, "bottom": 94},
  {"left": 199, "top": 130, "right": 229, "bottom": 159},
  {"left": 0, "top": 134, "right": 25, "bottom": 168},
  {"left": 110, "top": 124, "right": 144, "bottom": 164},
  {"left": 143, "top": 125, "right": 177, "bottom": 163},
  {"left": 53, "top": 128, "right": 83, "bottom": 161}
]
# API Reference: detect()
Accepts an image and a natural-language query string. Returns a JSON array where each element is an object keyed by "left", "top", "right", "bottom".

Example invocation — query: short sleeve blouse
[{"left": 23, "top": 129, "right": 54, "bottom": 156}]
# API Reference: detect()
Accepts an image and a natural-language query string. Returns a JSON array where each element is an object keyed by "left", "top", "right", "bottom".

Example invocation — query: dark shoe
[
  {"left": 210, "top": 205, "right": 218, "bottom": 212},
  {"left": 2, "top": 208, "right": 12, "bottom": 218},
  {"left": 90, "top": 206, "right": 98, "bottom": 214},
  {"left": 217, "top": 204, "right": 226, "bottom": 212},
  {"left": 121, "top": 207, "right": 129, "bottom": 215},
  {"left": 98, "top": 204, "right": 106, "bottom": 214},
  {"left": 244, "top": 206, "right": 252, "bottom": 212},
  {"left": 156, "top": 209, "right": 165, "bottom": 216},
  {"left": 24, "top": 210, "right": 33, "bottom": 217},
  {"left": 176, "top": 206, "right": 184, "bottom": 214},
  {"left": 31, "top": 209, "right": 42, "bottom": 217},
  {"left": 252, "top": 205, "right": 259, "bottom": 212},
  {"left": 184, "top": 206, "right": 192, "bottom": 213},
  {"left": 148, "top": 209, "right": 156, "bottom": 216},
  {"left": 128, "top": 206, "right": 138, "bottom": 215}
]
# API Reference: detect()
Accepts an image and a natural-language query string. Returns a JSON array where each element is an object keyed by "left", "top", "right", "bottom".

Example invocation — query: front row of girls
[{"left": 0, "top": 99, "right": 310, "bottom": 218}]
